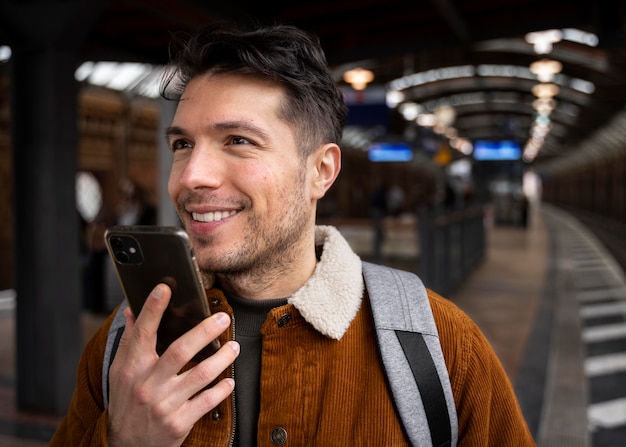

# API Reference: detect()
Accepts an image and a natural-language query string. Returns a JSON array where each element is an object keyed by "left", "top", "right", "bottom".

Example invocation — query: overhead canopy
[{"left": 1, "top": 0, "right": 625, "bottom": 174}]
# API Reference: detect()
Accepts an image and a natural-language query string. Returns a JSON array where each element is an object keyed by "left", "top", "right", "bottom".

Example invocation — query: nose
[{"left": 175, "top": 144, "right": 225, "bottom": 191}]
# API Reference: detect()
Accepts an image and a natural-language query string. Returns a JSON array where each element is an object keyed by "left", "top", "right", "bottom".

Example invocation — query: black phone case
[{"left": 105, "top": 225, "right": 219, "bottom": 360}]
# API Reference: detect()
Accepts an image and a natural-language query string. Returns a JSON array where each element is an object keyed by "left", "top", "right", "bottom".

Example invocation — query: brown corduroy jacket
[{"left": 50, "top": 226, "right": 535, "bottom": 446}]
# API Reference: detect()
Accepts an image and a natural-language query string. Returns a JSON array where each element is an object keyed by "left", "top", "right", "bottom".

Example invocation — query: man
[{"left": 51, "top": 22, "right": 535, "bottom": 446}]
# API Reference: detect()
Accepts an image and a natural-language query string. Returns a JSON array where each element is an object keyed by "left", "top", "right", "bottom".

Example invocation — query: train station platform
[{"left": 1, "top": 203, "right": 625, "bottom": 446}]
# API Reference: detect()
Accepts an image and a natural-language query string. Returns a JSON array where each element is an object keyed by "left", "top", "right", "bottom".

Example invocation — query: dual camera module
[{"left": 109, "top": 236, "right": 144, "bottom": 264}]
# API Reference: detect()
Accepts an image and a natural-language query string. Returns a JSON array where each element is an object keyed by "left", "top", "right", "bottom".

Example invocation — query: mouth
[{"left": 191, "top": 210, "right": 238, "bottom": 223}]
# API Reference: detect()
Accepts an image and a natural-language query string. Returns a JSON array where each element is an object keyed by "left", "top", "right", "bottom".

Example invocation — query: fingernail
[
  {"left": 152, "top": 284, "right": 165, "bottom": 299},
  {"left": 227, "top": 341, "right": 240, "bottom": 354},
  {"left": 215, "top": 312, "right": 230, "bottom": 327}
]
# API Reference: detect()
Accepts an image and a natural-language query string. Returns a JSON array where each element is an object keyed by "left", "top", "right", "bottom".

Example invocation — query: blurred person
[
  {"left": 387, "top": 183, "right": 405, "bottom": 218},
  {"left": 369, "top": 182, "right": 388, "bottom": 264},
  {"left": 51, "top": 22, "right": 534, "bottom": 446},
  {"left": 102, "top": 179, "right": 158, "bottom": 312},
  {"left": 443, "top": 180, "right": 457, "bottom": 209},
  {"left": 116, "top": 178, "right": 157, "bottom": 226}
]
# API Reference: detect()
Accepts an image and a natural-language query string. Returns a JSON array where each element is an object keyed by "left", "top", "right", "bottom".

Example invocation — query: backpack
[
  {"left": 102, "top": 262, "right": 458, "bottom": 447},
  {"left": 363, "top": 262, "right": 458, "bottom": 447}
]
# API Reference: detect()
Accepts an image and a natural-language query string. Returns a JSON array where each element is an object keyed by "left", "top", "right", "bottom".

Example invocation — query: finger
[
  {"left": 182, "top": 377, "right": 236, "bottom": 424},
  {"left": 147, "top": 376, "right": 236, "bottom": 443},
  {"left": 156, "top": 312, "right": 233, "bottom": 378},
  {"left": 109, "top": 289, "right": 168, "bottom": 379},
  {"left": 129, "top": 283, "right": 172, "bottom": 352},
  {"left": 172, "top": 341, "right": 240, "bottom": 407}
]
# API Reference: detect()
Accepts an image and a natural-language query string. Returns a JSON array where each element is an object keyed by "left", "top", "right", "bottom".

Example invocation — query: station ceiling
[{"left": 3, "top": 0, "right": 626, "bottom": 175}]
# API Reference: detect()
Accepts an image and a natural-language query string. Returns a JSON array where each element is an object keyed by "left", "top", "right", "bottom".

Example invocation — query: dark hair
[{"left": 160, "top": 22, "right": 347, "bottom": 157}]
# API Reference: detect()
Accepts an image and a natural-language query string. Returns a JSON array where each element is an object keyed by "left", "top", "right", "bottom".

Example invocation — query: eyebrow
[
  {"left": 165, "top": 126, "right": 184, "bottom": 138},
  {"left": 165, "top": 121, "right": 271, "bottom": 141}
]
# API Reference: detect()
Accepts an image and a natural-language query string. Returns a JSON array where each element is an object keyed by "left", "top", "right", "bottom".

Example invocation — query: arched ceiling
[{"left": 2, "top": 0, "right": 625, "bottom": 175}]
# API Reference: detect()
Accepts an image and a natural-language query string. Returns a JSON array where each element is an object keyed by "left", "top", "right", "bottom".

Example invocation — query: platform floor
[{"left": 1, "top": 203, "right": 625, "bottom": 446}]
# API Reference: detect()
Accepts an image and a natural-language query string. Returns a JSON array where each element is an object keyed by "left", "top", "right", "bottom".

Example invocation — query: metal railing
[{"left": 418, "top": 206, "right": 486, "bottom": 296}]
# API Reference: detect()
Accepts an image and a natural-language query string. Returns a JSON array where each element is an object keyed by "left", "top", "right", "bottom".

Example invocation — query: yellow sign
[{"left": 433, "top": 142, "right": 453, "bottom": 166}]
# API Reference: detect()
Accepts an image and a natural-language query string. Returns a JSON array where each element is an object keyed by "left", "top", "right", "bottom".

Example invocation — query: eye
[
  {"left": 170, "top": 138, "right": 193, "bottom": 152},
  {"left": 230, "top": 135, "right": 254, "bottom": 145}
]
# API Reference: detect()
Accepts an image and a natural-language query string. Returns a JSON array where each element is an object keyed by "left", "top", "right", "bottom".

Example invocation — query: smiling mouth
[{"left": 192, "top": 210, "right": 238, "bottom": 223}]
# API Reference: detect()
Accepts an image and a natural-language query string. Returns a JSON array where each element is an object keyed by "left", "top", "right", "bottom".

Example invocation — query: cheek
[
  {"left": 243, "top": 160, "right": 285, "bottom": 189},
  {"left": 245, "top": 167, "right": 293, "bottom": 210}
]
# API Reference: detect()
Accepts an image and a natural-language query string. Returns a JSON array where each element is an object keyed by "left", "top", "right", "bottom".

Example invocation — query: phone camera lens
[
  {"left": 115, "top": 250, "right": 130, "bottom": 263},
  {"left": 111, "top": 237, "right": 124, "bottom": 250},
  {"left": 108, "top": 234, "right": 142, "bottom": 264}
]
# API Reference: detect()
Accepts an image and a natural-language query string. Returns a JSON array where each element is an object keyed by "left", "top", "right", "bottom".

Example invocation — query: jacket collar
[{"left": 287, "top": 225, "right": 364, "bottom": 340}]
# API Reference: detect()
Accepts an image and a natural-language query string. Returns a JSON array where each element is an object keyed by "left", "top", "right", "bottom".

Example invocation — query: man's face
[{"left": 167, "top": 73, "right": 315, "bottom": 278}]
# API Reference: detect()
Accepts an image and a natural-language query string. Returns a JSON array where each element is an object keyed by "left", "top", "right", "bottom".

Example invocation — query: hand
[{"left": 107, "top": 283, "right": 239, "bottom": 447}]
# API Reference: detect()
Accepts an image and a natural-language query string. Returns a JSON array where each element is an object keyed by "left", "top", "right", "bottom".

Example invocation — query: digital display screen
[
  {"left": 368, "top": 142, "right": 413, "bottom": 162},
  {"left": 473, "top": 140, "right": 521, "bottom": 161}
]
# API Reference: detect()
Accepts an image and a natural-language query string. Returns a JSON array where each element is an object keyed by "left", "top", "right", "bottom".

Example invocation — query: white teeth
[{"left": 192, "top": 210, "right": 237, "bottom": 223}]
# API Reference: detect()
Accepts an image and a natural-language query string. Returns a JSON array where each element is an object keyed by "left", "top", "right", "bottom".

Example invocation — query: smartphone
[{"left": 105, "top": 225, "right": 220, "bottom": 360}]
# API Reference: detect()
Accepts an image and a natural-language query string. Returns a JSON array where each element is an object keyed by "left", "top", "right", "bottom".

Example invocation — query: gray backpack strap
[
  {"left": 363, "top": 262, "right": 458, "bottom": 447},
  {"left": 102, "top": 300, "right": 128, "bottom": 408}
]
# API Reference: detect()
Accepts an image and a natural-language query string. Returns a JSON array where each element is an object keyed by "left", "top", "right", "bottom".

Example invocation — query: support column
[
  {"left": 10, "top": 45, "right": 82, "bottom": 414},
  {"left": 1, "top": 0, "right": 106, "bottom": 414}
]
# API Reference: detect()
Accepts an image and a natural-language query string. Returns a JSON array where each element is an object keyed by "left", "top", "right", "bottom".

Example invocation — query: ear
[{"left": 310, "top": 143, "right": 341, "bottom": 200}]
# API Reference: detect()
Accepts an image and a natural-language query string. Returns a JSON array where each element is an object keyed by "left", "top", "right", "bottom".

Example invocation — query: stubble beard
[{"left": 183, "top": 177, "right": 312, "bottom": 290}]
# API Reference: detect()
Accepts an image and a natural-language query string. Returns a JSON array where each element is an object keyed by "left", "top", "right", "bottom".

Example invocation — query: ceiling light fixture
[
  {"left": 532, "top": 83, "right": 560, "bottom": 98},
  {"left": 529, "top": 59, "right": 563, "bottom": 82},
  {"left": 532, "top": 98, "right": 557, "bottom": 115},
  {"left": 343, "top": 67, "right": 374, "bottom": 90},
  {"left": 525, "top": 29, "right": 562, "bottom": 54},
  {"left": 434, "top": 105, "right": 456, "bottom": 127},
  {"left": 386, "top": 90, "right": 405, "bottom": 107},
  {"left": 399, "top": 102, "right": 422, "bottom": 120},
  {"left": 0, "top": 45, "right": 12, "bottom": 62},
  {"left": 416, "top": 113, "right": 436, "bottom": 127}
]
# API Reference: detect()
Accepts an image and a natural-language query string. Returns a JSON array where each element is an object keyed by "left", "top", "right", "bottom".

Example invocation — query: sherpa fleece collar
[{"left": 287, "top": 225, "right": 364, "bottom": 340}]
